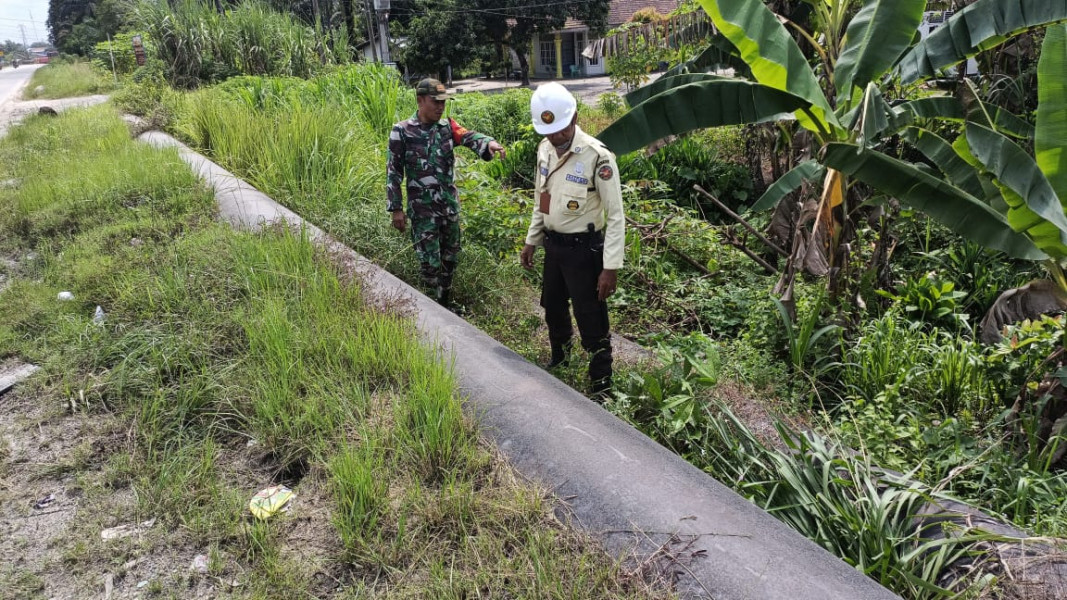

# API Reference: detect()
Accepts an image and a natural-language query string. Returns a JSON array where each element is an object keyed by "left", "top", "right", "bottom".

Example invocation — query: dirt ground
[{"left": 0, "top": 375, "right": 348, "bottom": 600}]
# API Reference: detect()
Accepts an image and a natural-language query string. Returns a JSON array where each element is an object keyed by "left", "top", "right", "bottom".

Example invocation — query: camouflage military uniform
[{"left": 386, "top": 114, "right": 496, "bottom": 298}]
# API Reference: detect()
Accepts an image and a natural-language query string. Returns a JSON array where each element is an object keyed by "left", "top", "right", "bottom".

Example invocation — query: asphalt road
[{"left": 0, "top": 63, "right": 40, "bottom": 108}]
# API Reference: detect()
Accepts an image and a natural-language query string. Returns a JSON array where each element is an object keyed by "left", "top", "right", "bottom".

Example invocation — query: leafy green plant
[
  {"left": 614, "top": 333, "right": 720, "bottom": 455},
  {"left": 595, "top": 92, "right": 626, "bottom": 119},
  {"left": 877, "top": 272, "right": 967, "bottom": 326},
  {"left": 772, "top": 293, "right": 839, "bottom": 376},
  {"left": 607, "top": 36, "right": 667, "bottom": 92},
  {"left": 648, "top": 136, "right": 752, "bottom": 218}
]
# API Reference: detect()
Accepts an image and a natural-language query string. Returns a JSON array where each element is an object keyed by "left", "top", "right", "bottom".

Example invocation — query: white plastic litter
[
  {"left": 190, "top": 554, "right": 209, "bottom": 574},
  {"left": 93, "top": 306, "right": 106, "bottom": 325},
  {"left": 100, "top": 517, "right": 156, "bottom": 540},
  {"left": 57, "top": 291, "right": 74, "bottom": 301}
]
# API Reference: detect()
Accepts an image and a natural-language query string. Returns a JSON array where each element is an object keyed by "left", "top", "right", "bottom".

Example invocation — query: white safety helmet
[{"left": 530, "top": 82, "right": 577, "bottom": 135}]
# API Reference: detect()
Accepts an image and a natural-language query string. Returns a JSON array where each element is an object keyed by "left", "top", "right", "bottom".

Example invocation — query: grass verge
[
  {"left": 23, "top": 62, "right": 118, "bottom": 99},
  {"left": 0, "top": 104, "right": 671, "bottom": 598}
]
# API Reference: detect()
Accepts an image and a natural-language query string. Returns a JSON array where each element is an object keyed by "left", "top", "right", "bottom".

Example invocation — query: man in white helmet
[{"left": 519, "top": 82, "right": 626, "bottom": 399}]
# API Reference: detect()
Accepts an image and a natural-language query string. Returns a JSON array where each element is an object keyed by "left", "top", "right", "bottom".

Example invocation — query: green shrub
[
  {"left": 595, "top": 92, "right": 626, "bottom": 119},
  {"left": 449, "top": 88, "right": 535, "bottom": 145},
  {"left": 648, "top": 136, "right": 753, "bottom": 220},
  {"left": 91, "top": 31, "right": 152, "bottom": 76}
]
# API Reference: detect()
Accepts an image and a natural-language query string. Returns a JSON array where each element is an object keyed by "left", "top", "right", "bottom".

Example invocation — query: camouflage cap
[{"left": 415, "top": 78, "right": 452, "bottom": 100}]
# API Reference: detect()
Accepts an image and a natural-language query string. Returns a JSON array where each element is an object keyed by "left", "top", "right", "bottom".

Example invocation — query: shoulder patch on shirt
[
  {"left": 597, "top": 164, "right": 614, "bottom": 181},
  {"left": 539, "top": 164, "right": 549, "bottom": 176},
  {"left": 565, "top": 174, "right": 590, "bottom": 185}
]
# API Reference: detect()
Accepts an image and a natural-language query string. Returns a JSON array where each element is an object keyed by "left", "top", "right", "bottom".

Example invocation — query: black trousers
[{"left": 541, "top": 235, "right": 613, "bottom": 383}]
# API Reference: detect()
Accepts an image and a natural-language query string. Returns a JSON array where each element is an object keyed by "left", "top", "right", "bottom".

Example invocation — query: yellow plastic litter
[{"left": 248, "top": 485, "right": 294, "bottom": 520}]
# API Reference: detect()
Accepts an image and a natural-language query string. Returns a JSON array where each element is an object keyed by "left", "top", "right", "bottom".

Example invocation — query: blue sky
[{"left": 0, "top": 0, "right": 50, "bottom": 46}]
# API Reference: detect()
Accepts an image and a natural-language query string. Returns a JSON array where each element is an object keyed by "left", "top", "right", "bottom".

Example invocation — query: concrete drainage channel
[{"left": 134, "top": 129, "right": 899, "bottom": 599}]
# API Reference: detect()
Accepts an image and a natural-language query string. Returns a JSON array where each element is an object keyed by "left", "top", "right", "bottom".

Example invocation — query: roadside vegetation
[
  {"left": 0, "top": 105, "right": 671, "bottom": 598},
  {"left": 16, "top": 0, "right": 1067, "bottom": 598}
]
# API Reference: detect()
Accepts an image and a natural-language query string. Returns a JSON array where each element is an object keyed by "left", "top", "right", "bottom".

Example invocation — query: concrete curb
[{"left": 139, "top": 130, "right": 899, "bottom": 600}]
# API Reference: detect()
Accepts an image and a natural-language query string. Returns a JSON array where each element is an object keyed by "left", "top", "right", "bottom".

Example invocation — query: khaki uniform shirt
[{"left": 524, "top": 126, "right": 626, "bottom": 270}]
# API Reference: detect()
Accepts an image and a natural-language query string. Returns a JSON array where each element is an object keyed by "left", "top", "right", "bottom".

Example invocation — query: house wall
[{"left": 531, "top": 30, "right": 606, "bottom": 78}]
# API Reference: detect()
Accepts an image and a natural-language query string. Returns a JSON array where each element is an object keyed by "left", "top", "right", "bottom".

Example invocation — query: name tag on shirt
[{"left": 565, "top": 174, "right": 589, "bottom": 185}]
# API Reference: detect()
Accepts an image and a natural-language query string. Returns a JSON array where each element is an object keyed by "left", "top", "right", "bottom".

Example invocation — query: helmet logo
[
  {"left": 541, "top": 110, "right": 555, "bottom": 125},
  {"left": 436, "top": 84, "right": 446, "bottom": 93}
]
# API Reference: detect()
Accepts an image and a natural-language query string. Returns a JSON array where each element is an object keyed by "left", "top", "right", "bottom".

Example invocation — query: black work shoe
[
  {"left": 590, "top": 378, "right": 613, "bottom": 402},
  {"left": 544, "top": 341, "right": 573, "bottom": 369},
  {"left": 436, "top": 288, "right": 452, "bottom": 308}
]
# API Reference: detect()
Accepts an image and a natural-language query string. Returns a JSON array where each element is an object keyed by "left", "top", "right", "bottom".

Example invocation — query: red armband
[{"left": 449, "top": 118, "right": 470, "bottom": 145}]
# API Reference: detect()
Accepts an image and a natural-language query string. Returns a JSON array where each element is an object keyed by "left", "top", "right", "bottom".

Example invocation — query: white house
[{"left": 530, "top": 0, "right": 683, "bottom": 79}]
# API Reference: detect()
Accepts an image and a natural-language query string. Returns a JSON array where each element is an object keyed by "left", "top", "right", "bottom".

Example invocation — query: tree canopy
[{"left": 390, "top": 0, "right": 610, "bottom": 83}]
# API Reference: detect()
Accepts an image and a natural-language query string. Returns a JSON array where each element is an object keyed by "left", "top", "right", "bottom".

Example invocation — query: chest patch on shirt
[
  {"left": 574, "top": 162, "right": 585, "bottom": 175},
  {"left": 597, "top": 165, "right": 614, "bottom": 181},
  {"left": 565, "top": 174, "right": 589, "bottom": 185},
  {"left": 566, "top": 199, "right": 580, "bottom": 211}
]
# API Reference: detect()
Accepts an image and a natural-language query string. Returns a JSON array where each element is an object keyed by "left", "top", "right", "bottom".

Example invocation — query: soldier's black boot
[
  {"left": 544, "top": 340, "right": 572, "bottom": 369},
  {"left": 436, "top": 287, "right": 451, "bottom": 308}
]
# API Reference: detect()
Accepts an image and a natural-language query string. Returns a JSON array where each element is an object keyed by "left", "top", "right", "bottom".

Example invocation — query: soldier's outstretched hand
[{"left": 489, "top": 141, "right": 507, "bottom": 160}]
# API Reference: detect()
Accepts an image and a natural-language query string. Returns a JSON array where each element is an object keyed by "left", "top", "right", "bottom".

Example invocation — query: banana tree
[
  {"left": 823, "top": 23, "right": 1067, "bottom": 338},
  {"left": 598, "top": 0, "right": 1067, "bottom": 297}
]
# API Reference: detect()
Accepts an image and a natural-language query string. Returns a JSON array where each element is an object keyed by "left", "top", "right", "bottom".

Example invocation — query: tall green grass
[
  {"left": 0, "top": 103, "right": 668, "bottom": 599},
  {"left": 134, "top": 0, "right": 348, "bottom": 88},
  {"left": 23, "top": 62, "right": 118, "bottom": 99}
]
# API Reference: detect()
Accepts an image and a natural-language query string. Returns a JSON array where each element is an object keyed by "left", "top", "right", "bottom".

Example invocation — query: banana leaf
[
  {"left": 748, "top": 160, "right": 825, "bottom": 213},
  {"left": 903, "top": 127, "right": 987, "bottom": 200},
  {"left": 821, "top": 143, "right": 1045, "bottom": 260},
  {"left": 625, "top": 73, "right": 731, "bottom": 109},
  {"left": 661, "top": 34, "right": 752, "bottom": 81},
  {"left": 966, "top": 123, "right": 1067, "bottom": 258},
  {"left": 834, "top": 0, "right": 926, "bottom": 99},
  {"left": 1037, "top": 24, "right": 1067, "bottom": 201},
  {"left": 598, "top": 80, "right": 811, "bottom": 156},
  {"left": 889, "top": 96, "right": 1033, "bottom": 139},
  {"left": 897, "top": 0, "right": 1067, "bottom": 83},
  {"left": 851, "top": 82, "right": 890, "bottom": 148},
  {"left": 697, "top": 0, "right": 840, "bottom": 137}
]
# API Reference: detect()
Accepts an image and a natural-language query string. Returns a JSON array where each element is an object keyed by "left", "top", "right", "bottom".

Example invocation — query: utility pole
[
  {"left": 28, "top": 11, "right": 40, "bottom": 44},
  {"left": 18, "top": 24, "right": 28, "bottom": 51},
  {"left": 374, "top": 0, "right": 391, "bottom": 63},
  {"left": 363, "top": 0, "right": 378, "bottom": 62}
]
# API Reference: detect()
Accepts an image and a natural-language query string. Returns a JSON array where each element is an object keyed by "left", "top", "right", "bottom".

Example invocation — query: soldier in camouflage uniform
[{"left": 386, "top": 78, "right": 506, "bottom": 307}]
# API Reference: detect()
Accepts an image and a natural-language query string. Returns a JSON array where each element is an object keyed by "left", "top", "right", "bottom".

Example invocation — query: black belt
[{"left": 544, "top": 229, "right": 603, "bottom": 246}]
